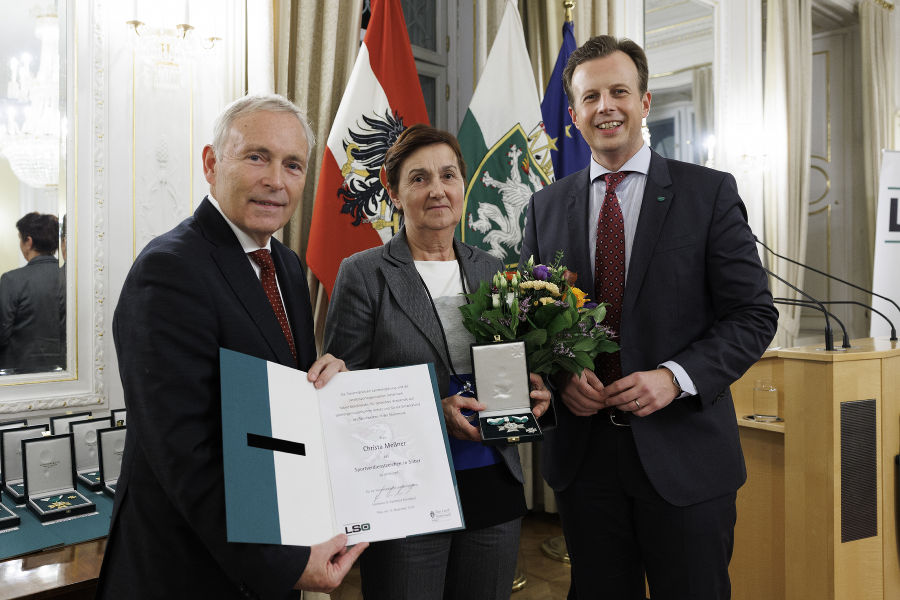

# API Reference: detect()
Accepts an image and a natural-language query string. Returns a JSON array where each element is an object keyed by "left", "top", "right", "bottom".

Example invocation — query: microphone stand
[
  {"left": 799, "top": 299, "right": 897, "bottom": 341},
  {"left": 774, "top": 299, "right": 851, "bottom": 349},
  {"left": 764, "top": 267, "right": 835, "bottom": 351},
  {"left": 756, "top": 236, "right": 900, "bottom": 339}
]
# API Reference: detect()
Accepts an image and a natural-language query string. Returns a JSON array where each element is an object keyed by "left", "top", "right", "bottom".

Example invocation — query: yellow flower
[
  {"left": 519, "top": 280, "right": 561, "bottom": 296},
  {"left": 539, "top": 297, "right": 555, "bottom": 305},
  {"left": 570, "top": 286, "right": 587, "bottom": 308}
]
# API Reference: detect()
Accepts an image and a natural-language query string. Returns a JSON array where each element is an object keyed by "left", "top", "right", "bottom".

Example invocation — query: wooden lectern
[{"left": 729, "top": 338, "right": 900, "bottom": 600}]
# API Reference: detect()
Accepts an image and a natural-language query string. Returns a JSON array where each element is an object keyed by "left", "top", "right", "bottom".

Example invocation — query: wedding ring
[{"left": 633, "top": 399, "right": 641, "bottom": 409}]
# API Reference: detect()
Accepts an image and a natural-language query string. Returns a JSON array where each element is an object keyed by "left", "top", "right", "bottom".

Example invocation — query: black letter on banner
[{"left": 890, "top": 197, "right": 900, "bottom": 232}]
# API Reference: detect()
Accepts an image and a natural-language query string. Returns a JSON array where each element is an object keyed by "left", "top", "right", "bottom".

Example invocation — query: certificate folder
[{"left": 220, "top": 349, "right": 463, "bottom": 547}]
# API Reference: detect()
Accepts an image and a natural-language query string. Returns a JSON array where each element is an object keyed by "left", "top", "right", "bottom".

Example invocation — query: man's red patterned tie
[
  {"left": 594, "top": 171, "right": 628, "bottom": 385},
  {"left": 248, "top": 249, "right": 297, "bottom": 364}
]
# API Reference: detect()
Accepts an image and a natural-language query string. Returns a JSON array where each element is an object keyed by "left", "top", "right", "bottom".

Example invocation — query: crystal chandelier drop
[{"left": 0, "top": 9, "right": 61, "bottom": 189}]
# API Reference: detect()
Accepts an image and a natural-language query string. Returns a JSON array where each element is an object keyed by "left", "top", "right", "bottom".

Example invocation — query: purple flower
[
  {"left": 532, "top": 264, "right": 550, "bottom": 280},
  {"left": 479, "top": 316, "right": 492, "bottom": 325},
  {"left": 584, "top": 301, "right": 598, "bottom": 309},
  {"left": 552, "top": 343, "right": 576, "bottom": 358}
]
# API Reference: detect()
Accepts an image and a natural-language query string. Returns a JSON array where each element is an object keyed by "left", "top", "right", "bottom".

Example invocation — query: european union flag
[{"left": 541, "top": 21, "right": 590, "bottom": 178}]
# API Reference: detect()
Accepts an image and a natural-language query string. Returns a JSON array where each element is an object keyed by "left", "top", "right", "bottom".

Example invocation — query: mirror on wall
[
  {"left": 0, "top": 0, "right": 69, "bottom": 377},
  {"left": 644, "top": 0, "right": 715, "bottom": 166}
]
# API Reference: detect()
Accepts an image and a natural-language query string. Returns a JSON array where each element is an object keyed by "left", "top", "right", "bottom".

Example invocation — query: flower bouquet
[{"left": 459, "top": 251, "right": 619, "bottom": 377}]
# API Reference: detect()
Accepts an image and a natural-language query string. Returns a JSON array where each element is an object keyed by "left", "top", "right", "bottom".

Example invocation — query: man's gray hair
[{"left": 211, "top": 93, "right": 315, "bottom": 162}]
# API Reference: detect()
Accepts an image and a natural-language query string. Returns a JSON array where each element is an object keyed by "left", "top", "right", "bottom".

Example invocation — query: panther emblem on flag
[
  {"left": 338, "top": 110, "right": 407, "bottom": 235},
  {"left": 461, "top": 124, "right": 553, "bottom": 266}
]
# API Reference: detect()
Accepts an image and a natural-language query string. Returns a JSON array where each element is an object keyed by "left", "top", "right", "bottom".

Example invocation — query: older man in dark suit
[
  {"left": 97, "top": 94, "right": 366, "bottom": 599},
  {"left": 521, "top": 36, "right": 778, "bottom": 599}
]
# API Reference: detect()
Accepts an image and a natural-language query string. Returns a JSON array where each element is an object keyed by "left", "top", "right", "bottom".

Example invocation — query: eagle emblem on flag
[{"left": 337, "top": 109, "right": 407, "bottom": 236}]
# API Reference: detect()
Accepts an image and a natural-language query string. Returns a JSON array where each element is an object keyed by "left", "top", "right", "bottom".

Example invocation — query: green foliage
[{"left": 459, "top": 255, "right": 619, "bottom": 376}]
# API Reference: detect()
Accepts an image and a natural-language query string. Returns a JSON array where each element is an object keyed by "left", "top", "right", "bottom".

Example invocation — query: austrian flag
[{"left": 306, "top": 0, "right": 429, "bottom": 297}]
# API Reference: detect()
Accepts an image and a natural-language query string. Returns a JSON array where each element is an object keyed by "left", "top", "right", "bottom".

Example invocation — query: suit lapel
[
  {"left": 624, "top": 151, "right": 674, "bottom": 311},
  {"left": 195, "top": 199, "right": 297, "bottom": 366},
  {"left": 566, "top": 169, "right": 594, "bottom": 293},
  {"left": 380, "top": 230, "right": 453, "bottom": 373}
]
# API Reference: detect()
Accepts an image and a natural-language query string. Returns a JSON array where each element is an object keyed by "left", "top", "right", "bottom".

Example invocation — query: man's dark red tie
[
  {"left": 248, "top": 249, "right": 297, "bottom": 364},
  {"left": 594, "top": 171, "right": 628, "bottom": 385}
]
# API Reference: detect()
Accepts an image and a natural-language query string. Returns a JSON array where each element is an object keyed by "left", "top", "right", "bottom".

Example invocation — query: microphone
[
  {"left": 773, "top": 298, "right": 851, "bottom": 349},
  {"left": 763, "top": 266, "right": 835, "bottom": 351},
  {"left": 803, "top": 299, "right": 896, "bottom": 341},
  {"left": 755, "top": 236, "right": 900, "bottom": 340}
]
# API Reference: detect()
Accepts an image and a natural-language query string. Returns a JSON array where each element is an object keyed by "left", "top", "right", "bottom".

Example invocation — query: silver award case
[
  {"left": 97, "top": 425, "right": 126, "bottom": 497},
  {"left": 1, "top": 424, "right": 49, "bottom": 503},
  {"left": 470, "top": 340, "right": 542, "bottom": 445},
  {"left": 0, "top": 500, "right": 19, "bottom": 530},
  {"left": 49, "top": 411, "right": 92, "bottom": 435},
  {"left": 22, "top": 434, "right": 95, "bottom": 523},
  {"left": 0, "top": 419, "right": 27, "bottom": 431},
  {"left": 69, "top": 416, "right": 112, "bottom": 491},
  {"left": 111, "top": 408, "right": 127, "bottom": 427}
]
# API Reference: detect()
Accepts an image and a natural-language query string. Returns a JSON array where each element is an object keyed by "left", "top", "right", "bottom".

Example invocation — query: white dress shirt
[
  {"left": 207, "top": 194, "right": 292, "bottom": 328},
  {"left": 586, "top": 145, "right": 696, "bottom": 397}
]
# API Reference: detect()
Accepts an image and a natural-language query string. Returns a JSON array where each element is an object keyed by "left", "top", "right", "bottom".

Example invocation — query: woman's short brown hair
[{"left": 382, "top": 124, "right": 467, "bottom": 192}]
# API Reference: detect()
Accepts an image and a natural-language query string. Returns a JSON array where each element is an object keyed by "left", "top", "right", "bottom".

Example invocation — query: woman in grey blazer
[{"left": 324, "top": 125, "right": 549, "bottom": 600}]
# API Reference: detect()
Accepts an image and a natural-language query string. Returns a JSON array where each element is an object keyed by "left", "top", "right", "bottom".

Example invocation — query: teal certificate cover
[{"left": 220, "top": 348, "right": 463, "bottom": 546}]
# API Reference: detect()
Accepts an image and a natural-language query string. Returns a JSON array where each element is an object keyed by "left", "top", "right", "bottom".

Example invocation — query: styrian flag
[
  {"left": 306, "top": 0, "right": 428, "bottom": 297},
  {"left": 457, "top": 0, "right": 555, "bottom": 268}
]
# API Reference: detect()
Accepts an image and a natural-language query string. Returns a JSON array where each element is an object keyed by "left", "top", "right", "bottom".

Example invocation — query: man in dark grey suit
[
  {"left": 0, "top": 212, "right": 64, "bottom": 374},
  {"left": 98, "top": 94, "right": 366, "bottom": 599},
  {"left": 521, "top": 36, "right": 777, "bottom": 599}
]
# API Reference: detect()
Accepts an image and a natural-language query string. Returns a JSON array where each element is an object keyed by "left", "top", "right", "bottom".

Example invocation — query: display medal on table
[
  {"left": 110, "top": 408, "right": 127, "bottom": 427},
  {"left": 0, "top": 419, "right": 27, "bottom": 432},
  {"left": 0, "top": 499, "right": 19, "bottom": 530},
  {"left": 49, "top": 411, "right": 92, "bottom": 435},
  {"left": 1, "top": 424, "right": 49, "bottom": 503},
  {"left": 470, "top": 340, "right": 542, "bottom": 444},
  {"left": 22, "top": 433, "right": 96, "bottom": 522},
  {"left": 69, "top": 416, "right": 112, "bottom": 491},
  {"left": 0, "top": 419, "right": 27, "bottom": 496},
  {"left": 97, "top": 425, "right": 126, "bottom": 497}
]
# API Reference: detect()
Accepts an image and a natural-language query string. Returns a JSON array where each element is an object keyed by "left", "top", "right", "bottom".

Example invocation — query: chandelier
[
  {"left": 0, "top": 9, "right": 61, "bottom": 189},
  {"left": 126, "top": 2, "right": 222, "bottom": 90}
]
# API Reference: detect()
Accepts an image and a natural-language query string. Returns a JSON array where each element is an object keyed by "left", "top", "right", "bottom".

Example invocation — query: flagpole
[{"left": 540, "top": 0, "right": 575, "bottom": 562}]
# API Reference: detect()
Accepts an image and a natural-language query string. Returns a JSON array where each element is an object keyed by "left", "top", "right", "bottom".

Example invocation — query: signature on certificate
[{"left": 373, "top": 482, "right": 417, "bottom": 503}]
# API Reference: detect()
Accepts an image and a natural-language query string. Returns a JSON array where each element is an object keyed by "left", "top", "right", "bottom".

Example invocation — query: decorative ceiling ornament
[{"left": 0, "top": 5, "right": 61, "bottom": 189}]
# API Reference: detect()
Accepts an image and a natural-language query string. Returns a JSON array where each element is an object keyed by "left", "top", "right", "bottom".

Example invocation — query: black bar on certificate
[{"left": 246, "top": 433, "right": 306, "bottom": 456}]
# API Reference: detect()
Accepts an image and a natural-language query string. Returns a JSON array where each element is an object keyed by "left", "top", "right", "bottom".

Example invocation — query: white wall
[{"left": 0, "top": 0, "right": 244, "bottom": 417}]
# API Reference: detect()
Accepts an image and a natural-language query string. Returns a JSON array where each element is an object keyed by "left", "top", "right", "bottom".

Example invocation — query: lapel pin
[{"left": 656, "top": 196, "right": 665, "bottom": 202}]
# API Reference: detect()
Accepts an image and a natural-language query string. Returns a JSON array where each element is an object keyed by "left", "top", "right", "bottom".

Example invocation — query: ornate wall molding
[
  {"left": 0, "top": 395, "right": 104, "bottom": 414},
  {"left": 89, "top": 0, "right": 108, "bottom": 406}
]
